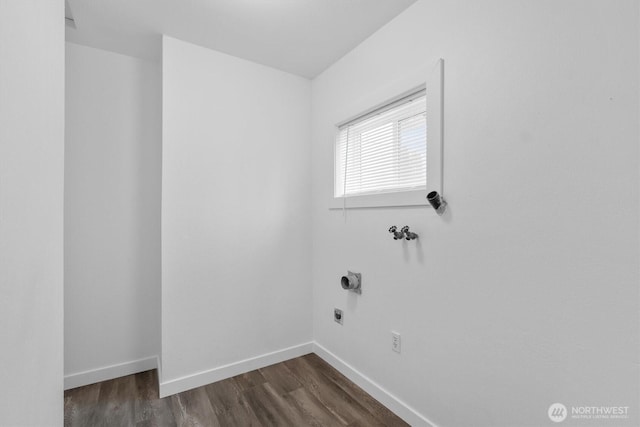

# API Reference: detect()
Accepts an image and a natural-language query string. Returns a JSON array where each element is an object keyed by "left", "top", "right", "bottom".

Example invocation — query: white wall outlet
[
  {"left": 334, "top": 308, "right": 343, "bottom": 325},
  {"left": 392, "top": 331, "right": 401, "bottom": 353}
]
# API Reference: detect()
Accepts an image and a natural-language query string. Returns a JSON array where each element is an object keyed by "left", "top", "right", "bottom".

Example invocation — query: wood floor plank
[
  {"left": 147, "top": 395, "right": 178, "bottom": 426},
  {"left": 203, "top": 375, "right": 243, "bottom": 415},
  {"left": 64, "top": 382, "right": 101, "bottom": 427},
  {"left": 284, "top": 356, "right": 386, "bottom": 426},
  {"left": 89, "top": 374, "right": 137, "bottom": 427},
  {"left": 232, "top": 369, "right": 267, "bottom": 392},
  {"left": 135, "top": 370, "right": 156, "bottom": 422},
  {"left": 215, "top": 398, "right": 264, "bottom": 427},
  {"left": 259, "top": 362, "right": 302, "bottom": 395},
  {"left": 242, "top": 382, "right": 307, "bottom": 427},
  {"left": 169, "top": 387, "right": 220, "bottom": 427},
  {"left": 303, "top": 354, "right": 409, "bottom": 426},
  {"left": 135, "top": 370, "right": 176, "bottom": 427},
  {"left": 286, "top": 386, "right": 349, "bottom": 427},
  {"left": 284, "top": 357, "right": 359, "bottom": 424}
]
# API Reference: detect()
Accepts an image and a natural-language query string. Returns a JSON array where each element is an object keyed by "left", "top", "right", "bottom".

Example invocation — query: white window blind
[{"left": 335, "top": 90, "right": 427, "bottom": 198}]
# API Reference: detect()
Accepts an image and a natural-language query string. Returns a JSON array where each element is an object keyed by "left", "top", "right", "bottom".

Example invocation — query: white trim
[
  {"left": 156, "top": 354, "right": 163, "bottom": 385},
  {"left": 64, "top": 343, "right": 436, "bottom": 426},
  {"left": 312, "top": 342, "right": 439, "bottom": 427},
  {"left": 336, "top": 86, "right": 426, "bottom": 129},
  {"left": 64, "top": 355, "right": 158, "bottom": 390},
  {"left": 329, "top": 189, "right": 430, "bottom": 209},
  {"left": 426, "top": 58, "right": 445, "bottom": 197},
  {"left": 158, "top": 342, "right": 314, "bottom": 398}
]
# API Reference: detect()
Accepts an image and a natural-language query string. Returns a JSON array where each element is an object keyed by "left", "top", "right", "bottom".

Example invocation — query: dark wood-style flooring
[{"left": 64, "top": 353, "right": 409, "bottom": 426}]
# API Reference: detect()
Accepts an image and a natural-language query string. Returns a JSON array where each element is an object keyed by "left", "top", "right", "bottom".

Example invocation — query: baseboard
[
  {"left": 64, "top": 355, "right": 158, "bottom": 390},
  {"left": 158, "top": 342, "right": 314, "bottom": 398},
  {"left": 66, "top": 343, "right": 435, "bottom": 426},
  {"left": 312, "top": 342, "right": 438, "bottom": 427}
]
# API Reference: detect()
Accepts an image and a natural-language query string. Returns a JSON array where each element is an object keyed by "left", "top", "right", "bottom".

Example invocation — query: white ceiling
[{"left": 65, "top": 0, "right": 417, "bottom": 78}]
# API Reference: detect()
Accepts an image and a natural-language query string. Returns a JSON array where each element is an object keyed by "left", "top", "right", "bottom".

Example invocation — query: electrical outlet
[
  {"left": 334, "top": 308, "right": 343, "bottom": 325},
  {"left": 392, "top": 332, "right": 401, "bottom": 353}
]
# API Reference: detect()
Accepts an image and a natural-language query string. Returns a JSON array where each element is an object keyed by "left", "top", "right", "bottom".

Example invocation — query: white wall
[
  {"left": 311, "top": 1, "right": 639, "bottom": 426},
  {"left": 0, "top": 0, "right": 65, "bottom": 424},
  {"left": 64, "top": 42, "right": 162, "bottom": 387},
  {"left": 161, "top": 36, "right": 312, "bottom": 393}
]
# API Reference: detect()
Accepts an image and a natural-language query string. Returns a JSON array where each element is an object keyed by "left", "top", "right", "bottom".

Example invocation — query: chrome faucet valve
[
  {"left": 389, "top": 226, "right": 405, "bottom": 240},
  {"left": 401, "top": 226, "right": 418, "bottom": 240}
]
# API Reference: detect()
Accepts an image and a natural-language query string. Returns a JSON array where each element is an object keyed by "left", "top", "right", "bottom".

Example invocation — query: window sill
[{"left": 328, "top": 189, "right": 430, "bottom": 209}]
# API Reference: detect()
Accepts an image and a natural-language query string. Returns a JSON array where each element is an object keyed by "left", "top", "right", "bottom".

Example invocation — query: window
[{"left": 334, "top": 89, "right": 427, "bottom": 206}]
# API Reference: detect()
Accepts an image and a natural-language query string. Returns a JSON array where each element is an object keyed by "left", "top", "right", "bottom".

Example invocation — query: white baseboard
[
  {"left": 158, "top": 342, "right": 314, "bottom": 398},
  {"left": 64, "top": 355, "right": 159, "bottom": 390},
  {"left": 65, "top": 343, "right": 435, "bottom": 426},
  {"left": 312, "top": 342, "right": 438, "bottom": 427}
]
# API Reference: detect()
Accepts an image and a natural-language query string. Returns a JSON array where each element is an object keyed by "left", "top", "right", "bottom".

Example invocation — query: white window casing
[{"left": 330, "top": 59, "right": 444, "bottom": 210}]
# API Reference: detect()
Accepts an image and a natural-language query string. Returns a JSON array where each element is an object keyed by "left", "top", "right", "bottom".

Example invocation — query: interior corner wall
[
  {"left": 0, "top": 0, "right": 65, "bottom": 424},
  {"left": 64, "top": 42, "right": 162, "bottom": 386},
  {"left": 161, "top": 36, "right": 312, "bottom": 393},
  {"left": 310, "top": 1, "right": 640, "bottom": 426}
]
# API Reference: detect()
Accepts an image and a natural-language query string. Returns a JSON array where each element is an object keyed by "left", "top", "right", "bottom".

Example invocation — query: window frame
[{"left": 329, "top": 59, "right": 444, "bottom": 210}]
